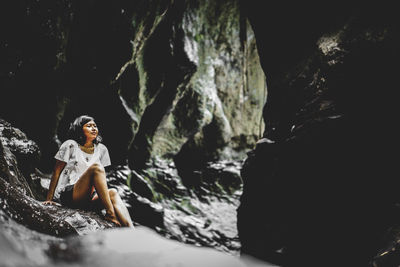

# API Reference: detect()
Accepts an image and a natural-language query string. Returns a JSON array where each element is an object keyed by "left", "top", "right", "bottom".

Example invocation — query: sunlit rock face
[
  {"left": 0, "top": 0, "right": 265, "bottom": 173},
  {"left": 116, "top": 0, "right": 265, "bottom": 171},
  {"left": 112, "top": 2, "right": 263, "bottom": 252},
  {"left": 238, "top": 2, "right": 399, "bottom": 266}
]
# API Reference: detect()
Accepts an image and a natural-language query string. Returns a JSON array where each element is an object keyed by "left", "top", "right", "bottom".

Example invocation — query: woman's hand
[
  {"left": 45, "top": 160, "right": 66, "bottom": 207},
  {"left": 42, "top": 200, "right": 60, "bottom": 206}
]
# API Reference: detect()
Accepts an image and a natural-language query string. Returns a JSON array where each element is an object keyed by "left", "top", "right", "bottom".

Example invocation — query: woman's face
[{"left": 82, "top": 120, "right": 98, "bottom": 143}]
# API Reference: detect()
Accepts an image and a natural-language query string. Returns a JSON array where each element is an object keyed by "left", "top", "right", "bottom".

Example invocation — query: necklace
[{"left": 79, "top": 144, "right": 94, "bottom": 154}]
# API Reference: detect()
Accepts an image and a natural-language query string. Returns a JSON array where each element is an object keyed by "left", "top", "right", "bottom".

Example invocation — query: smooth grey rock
[{"left": 48, "top": 226, "right": 275, "bottom": 267}]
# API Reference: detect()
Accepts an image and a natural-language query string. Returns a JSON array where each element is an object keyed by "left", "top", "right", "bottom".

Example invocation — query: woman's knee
[
  {"left": 88, "top": 163, "right": 105, "bottom": 174},
  {"left": 109, "top": 188, "right": 118, "bottom": 201}
]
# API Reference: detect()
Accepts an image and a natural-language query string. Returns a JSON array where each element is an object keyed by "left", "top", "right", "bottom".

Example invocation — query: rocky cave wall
[
  {"left": 0, "top": 0, "right": 265, "bottom": 175},
  {"left": 238, "top": 2, "right": 399, "bottom": 266}
]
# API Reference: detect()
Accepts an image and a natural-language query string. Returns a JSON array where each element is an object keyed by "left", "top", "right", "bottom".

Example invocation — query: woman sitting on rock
[{"left": 43, "top": 115, "right": 134, "bottom": 228}]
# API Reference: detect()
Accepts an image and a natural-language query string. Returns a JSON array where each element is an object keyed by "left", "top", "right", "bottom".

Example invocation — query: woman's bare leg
[
  {"left": 109, "top": 188, "right": 134, "bottom": 228},
  {"left": 72, "top": 163, "right": 121, "bottom": 226}
]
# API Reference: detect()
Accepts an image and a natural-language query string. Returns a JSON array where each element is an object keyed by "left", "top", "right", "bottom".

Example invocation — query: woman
[{"left": 43, "top": 115, "right": 134, "bottom": 228}]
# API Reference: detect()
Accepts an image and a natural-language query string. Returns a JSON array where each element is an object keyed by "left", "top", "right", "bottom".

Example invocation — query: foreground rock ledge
[
  {"left": 48, "top": 226, "right": 275, "bottom": 267},
  {"left": 0, "top": 176, "right": 114, "bottom": 237}
]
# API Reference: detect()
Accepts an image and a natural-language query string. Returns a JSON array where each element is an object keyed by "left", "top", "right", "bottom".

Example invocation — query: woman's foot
[{"left": 105, "top": 213, "right": 121, "bottom": 227}]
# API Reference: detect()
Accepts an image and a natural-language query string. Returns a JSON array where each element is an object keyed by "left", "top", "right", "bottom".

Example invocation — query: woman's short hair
[{"left": 67, "top": 115, "right": 103, "bottom": 145}]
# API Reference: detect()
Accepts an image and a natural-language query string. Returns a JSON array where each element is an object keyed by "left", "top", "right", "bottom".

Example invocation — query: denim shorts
[
  {"left": 60, "top": 185, "right": 99, "bottom": 211},
  {"left": 60, "top": 185, "right": 75, "bottom": 207}
]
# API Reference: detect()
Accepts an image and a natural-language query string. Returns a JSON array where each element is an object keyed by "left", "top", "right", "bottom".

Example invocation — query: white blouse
[{"left": 53, "top": 139, "right": 111, "bottom": 200}]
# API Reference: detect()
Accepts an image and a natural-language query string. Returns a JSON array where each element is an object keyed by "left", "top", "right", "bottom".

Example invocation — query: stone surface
[
  {"left": 0, "top": 214, "right": 275, "bottom": 267},
  {"left": 0, "top": 119, "right": 45, "bottom": 199},
  {"left": 238, "top": 2, "right": 399, "bottom": 266},
  {"left": 0, "top": 175, "right": 115, "bottom": 237},
  {"left": 48, "top": 226, "right": 273, "bottom": 267},
  {"left": 0, "top": 210, "right": 62, "bottom": 267},
  {"left": 131, "top": 158, "right": 243, "bottom": 254}
]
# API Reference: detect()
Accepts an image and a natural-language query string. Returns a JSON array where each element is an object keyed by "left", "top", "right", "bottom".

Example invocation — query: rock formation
[
  {"left": 238, "top": 2, "right": 399, "bottom": 266},
  {"left": 0, "top": 221, "right": 273, "bottom": 267}
]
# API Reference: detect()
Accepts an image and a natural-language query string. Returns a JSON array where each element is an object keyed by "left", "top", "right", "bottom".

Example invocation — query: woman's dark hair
[{"left": 67, "top": 115, "right": 102, "bottom": 145}]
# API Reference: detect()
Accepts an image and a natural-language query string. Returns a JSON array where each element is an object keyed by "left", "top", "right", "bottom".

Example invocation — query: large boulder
[
  {"left": 46, "top": 226, "right": 273, "bottom": 267},
  {"left": 0, "top": 216, "right": 274, "bottom": 267},
  {"left": 129, "top": 158, "right": 243, "bottom": 254},
  {"left": 0, "top": 120, "right": 35, "bottom": 198},
  {"left": 0, "top": 177, "right": 114, "bottom": 237},
  {"left": 238, "top": 3, "right": 399, "bottom": 266}
]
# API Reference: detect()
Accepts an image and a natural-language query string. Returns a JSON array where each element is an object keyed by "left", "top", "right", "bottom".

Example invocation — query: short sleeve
[
  {"left": 54, "top": 140, "right": 74, "bottom": 163},
  {"left": 99, "top": 144, "right": 111, "bottom": 167}
]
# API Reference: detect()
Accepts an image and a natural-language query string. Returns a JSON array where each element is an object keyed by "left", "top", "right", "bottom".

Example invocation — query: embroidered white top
[{"left": 53, "top": 139, "right": 111, "bottom": 200}]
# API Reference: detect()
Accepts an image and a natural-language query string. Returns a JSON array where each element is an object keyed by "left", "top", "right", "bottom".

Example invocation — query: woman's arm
[{"left": 43, "top": 160, "right": 66, "bottom": 205}]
